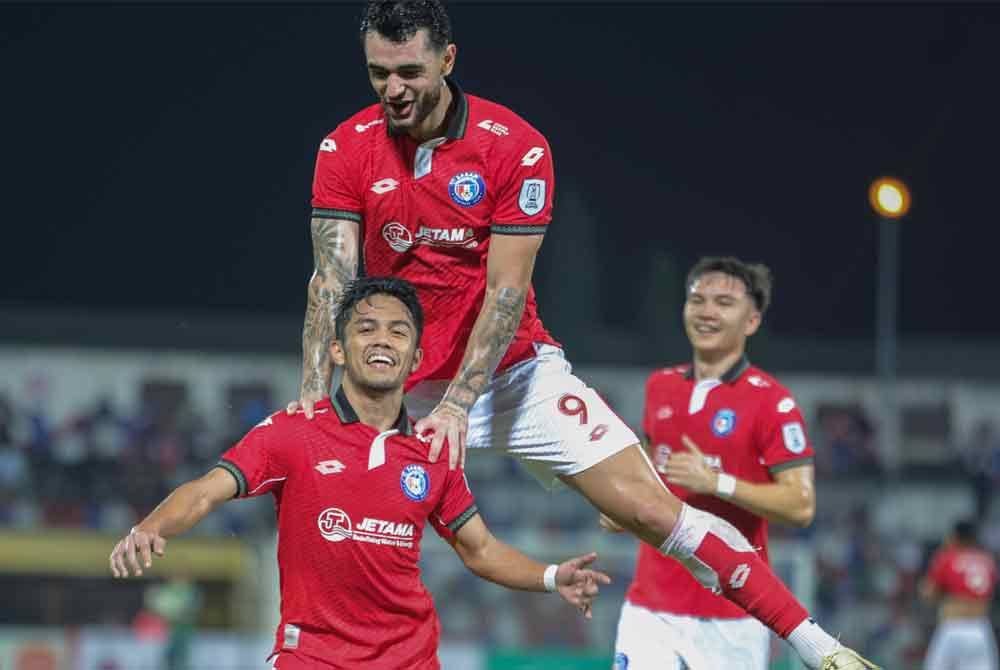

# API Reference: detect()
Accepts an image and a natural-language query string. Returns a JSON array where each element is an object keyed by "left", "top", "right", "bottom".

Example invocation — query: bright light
[{"left": 868, "top": 177, "right": 911, "bottom": 219}]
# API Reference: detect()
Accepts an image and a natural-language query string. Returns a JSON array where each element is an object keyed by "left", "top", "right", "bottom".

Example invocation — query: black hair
[
  {"left": 360, "top": 0, "right": 452, "bottom": 51},
  {"left": 953, "top": 519, "right": 979, "bottom": 545},
  {"left": 335, "top": 276, "right": 424, "bottom": 343},
  {"left": 686, "top": 256, "right": 773, "bottom": 314}
]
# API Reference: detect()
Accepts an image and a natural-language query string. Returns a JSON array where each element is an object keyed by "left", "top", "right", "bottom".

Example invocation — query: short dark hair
[
  {"left": 953, "top": 519, "right": 979, "bottom": 545},
  {"left": 335, "top": 276, "right": 424, "bottom": 343},
  {"left": 360, "top": 0, "right": 452, "bottom": 52},
  {"left": 686, "top": 256, "right": 773, "bottom": 314}
]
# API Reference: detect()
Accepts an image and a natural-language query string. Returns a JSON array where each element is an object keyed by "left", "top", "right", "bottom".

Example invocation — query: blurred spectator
[
  {"left": 815, "top": 405, "right": 883, "bottom": 477},
  {"left": 959, "top": 419, "right": 1000, "bottom": 521}
]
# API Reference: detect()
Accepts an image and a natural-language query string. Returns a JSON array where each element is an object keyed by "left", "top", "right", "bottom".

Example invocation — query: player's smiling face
[
  {"left": 364, "top": 28, "right": 456, "bottom": 136},
  {"left": 331, "top": 294, "right": 422, "bottom": 393},
  {"left": 684, "top": 272, "right": 761, "bottom": 357}
]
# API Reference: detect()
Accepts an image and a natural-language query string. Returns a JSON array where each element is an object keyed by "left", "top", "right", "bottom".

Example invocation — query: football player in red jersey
[
  {"left": 289, "top": 2, "right": 876, "bottom": 667},
  {"left": 605, "top": 257, "right": 830, "bottom": 669},
  {"left": 921, "top": 519, "right": 998, "bottom": 670},
  {"left": 110, "top": 277, "right": 610, "bottom": 670}
]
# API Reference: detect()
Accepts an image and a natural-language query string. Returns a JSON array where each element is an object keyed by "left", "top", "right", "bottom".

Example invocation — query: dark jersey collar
[
  {"left": 330, "top": 385, "right": 413, "bottom": 436},
  {"left": 683, "top": 354, "right": 751, "bottom": 385},
  {"left": 386, "top": 76, "right": 468, "bottom": 141}
]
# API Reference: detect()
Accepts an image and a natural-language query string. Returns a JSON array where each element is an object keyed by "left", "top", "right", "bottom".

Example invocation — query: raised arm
[
  {"left": 450, "top": 513, "right": 610, "bottom": 618},
  {"left": 292, "top": 216, "right": 359, "bottom": 418},
  {"left": 416, "top": 233, "right": 543, "bottom": 468},
  {"left": 109, "top": 467, "right": 237, "bottom": 578}
]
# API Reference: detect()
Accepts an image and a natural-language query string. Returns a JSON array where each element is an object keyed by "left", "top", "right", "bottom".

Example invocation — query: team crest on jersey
[
  {"left": 613, "top": 652, "right": 629, "bottom": 669},
  {"left": 400, "top": 464, "right": 430, "bottom": 502},
  {"left": 448, "top": 172, "right": 486, "bottom": 207},
  {"left": 711, "top": 408, "right": 737, "bottom": 437}
]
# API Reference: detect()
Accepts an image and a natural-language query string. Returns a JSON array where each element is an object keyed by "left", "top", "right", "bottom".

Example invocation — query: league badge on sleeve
[
  {"left": 711, "top": 408, "right": 737, "bottom": 437},
  {"left": 518, "top": 179, "right": 546, "bottom": 215},
  {"left": 448, "top": 172, "right": 486, "bottom": 207},
  {"left": 782, "top": 422, "right": 807, "bottom": 454},
  {"left": 400, "top": 464, "right": 430, "bottom": 502}
]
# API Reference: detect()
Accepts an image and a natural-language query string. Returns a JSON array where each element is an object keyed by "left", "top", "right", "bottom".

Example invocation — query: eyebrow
[
  {"left": 367, "top": 62, "right": 425, "bottom": 72},
  {"left": 352, "top": 317, "right": 413, "bottom": 330}
]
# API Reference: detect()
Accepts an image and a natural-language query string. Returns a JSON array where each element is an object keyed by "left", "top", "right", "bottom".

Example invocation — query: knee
[{"left": 630, "top": 495, "right": 679, "bottom": 541}]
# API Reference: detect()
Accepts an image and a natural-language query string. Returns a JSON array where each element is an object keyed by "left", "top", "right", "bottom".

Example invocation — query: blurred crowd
[{"left": 2, "top": 380, "right": 1000, "bottom": 669}]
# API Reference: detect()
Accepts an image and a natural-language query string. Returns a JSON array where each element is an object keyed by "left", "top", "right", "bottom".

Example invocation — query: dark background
[{"left": 3, "top": 2, "right": 998, "bottom": 356}]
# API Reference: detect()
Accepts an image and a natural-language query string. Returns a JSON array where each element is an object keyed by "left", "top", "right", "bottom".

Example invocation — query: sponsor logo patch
[
  {"left": 355, "top": 118, "right": 385, "bottom": 133},
  {"left": 518, "top": 179, "right": 546, "bottom": 216},
  {"left": 613, "top": 652, "right": 629, "bottom": 670},
  {"left": 319, "top": 138, "right": 336, "bottom": 152},
  {"left": 382, "top": 221, "right": 413, "bottom": 252},
  {"left": 777, "top": 397, "right": 796, "bottom": 413},
  {"left": 782, "top": 422, "right": 807, "bottom": 454}
]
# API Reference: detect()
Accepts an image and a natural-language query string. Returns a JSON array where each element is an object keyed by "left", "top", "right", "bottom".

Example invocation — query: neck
[
  {"left": 692, "top": 347, "right": 745, "bottom": 382},
  {"left": 340, "top": 378, "right": 404, "bottom": 432},
  {"left": 409, "top": 79, "right": 453, "bottom": 143}
]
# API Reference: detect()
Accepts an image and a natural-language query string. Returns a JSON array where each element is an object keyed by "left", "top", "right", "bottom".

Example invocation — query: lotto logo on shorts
[{"left": 613, "top": 652, "right": 629, "bottom": 669}]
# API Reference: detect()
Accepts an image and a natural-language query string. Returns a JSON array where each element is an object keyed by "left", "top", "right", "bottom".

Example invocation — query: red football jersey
[
  {"left": 311, "top": 78, "right": 558, "bottom": 389},
  {"left": 926, "top": 543, "right": 998, "bottom": 601},
  {"left": 625, "top": 356, "right": 815, "bottom": 618},
  {"left": 217, "top": 389, "right": 477, "bottom": 669}
]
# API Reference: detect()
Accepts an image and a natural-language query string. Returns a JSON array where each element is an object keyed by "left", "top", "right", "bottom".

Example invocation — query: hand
[
  {"left": 286, "top": 387, "right": 328, "bottom": 420},
  {"left": 598, "top": 513, "right": 625, "bottom": 533},
  {"left": 662, "top": 434, "right": 718, "bottom": 495},
  {"left": 415, "top": 401, "right": 468, "bottom": 470},
  {"left": 555, "top": 552, "right": 612, "bottom": 619},
  {"left": 109, "top": 527, "right": 167, "bottom": 578}
]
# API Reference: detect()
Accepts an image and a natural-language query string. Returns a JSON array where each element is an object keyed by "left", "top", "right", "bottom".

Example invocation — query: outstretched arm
[
  {"left": 108, "top": 467, "right": 237, "bottom": 578},
  {"left": 291, "top": 216, "right": 359, "bottom": 418},
  {"left": 451, "top": 513, "right": 610, "bottom": 618},
  {"left": 416, "top": 233, "right": 543, "bottom": 468}
]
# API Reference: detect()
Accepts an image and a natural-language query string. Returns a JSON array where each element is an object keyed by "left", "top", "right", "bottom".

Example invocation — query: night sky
[{"left": 3, "top": 3, "right": 1000, "bottom": 347}]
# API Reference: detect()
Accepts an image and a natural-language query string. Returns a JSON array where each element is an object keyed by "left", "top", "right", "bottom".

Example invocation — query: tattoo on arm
[
  {"left": 442, "top": 287, "right": 527, "bottom": 412},
  {"left": 301, "top": 217, "right": 359, "bottom": 397}
]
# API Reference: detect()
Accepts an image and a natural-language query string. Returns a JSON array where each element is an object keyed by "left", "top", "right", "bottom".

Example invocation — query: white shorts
[
  {"left": 925, "top": 618, "right": 998, "bottom": 670},
  {"left": 614, "top": 600, "right": 770, "bottom": 670},
  {"left": 406, "top": 344, "right": 639, "bottom": 488}
]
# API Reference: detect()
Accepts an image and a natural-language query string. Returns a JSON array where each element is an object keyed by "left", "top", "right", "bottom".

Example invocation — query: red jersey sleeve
[
  {"left": 311, "top": 124, "right": 365, "bottom": 220},
  {"left": 490, "top": 134, "right": 555, "bottom": 231},
  {"left": 216, "top": 413, "right": 288, "bottom": 498},
  {"left": 429, "top": 468, "right": 478, "bottom": 542},
  {"left": 756, "top": 391, "right": 815, "bottom": 472}
]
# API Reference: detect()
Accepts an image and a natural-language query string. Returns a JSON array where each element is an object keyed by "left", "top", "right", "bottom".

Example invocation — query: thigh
[
  {"left": 701, "top": 617, "right": 770, "bottom": 670},
  {"left": 924, "top": 625, "right": 955, "bottom": 670},
  {"left": 465, "top": 346, "right": 641, "bottom": 489},
  {"left": 614, "top": 601, "right": 684, "bottom": 670}
]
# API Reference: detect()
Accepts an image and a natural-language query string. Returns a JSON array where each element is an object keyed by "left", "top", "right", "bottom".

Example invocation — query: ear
[
  {"left": 409, "top": 346, "right": 423, "bottom": 374},
  {"left": 744, "top": 309, "right": 762, "bottom": 337},
  {"left": 330, "top": 338, "right": 347, "bottom": 367},
  {"left": 441, "top": 43, "right": 457, "bottom": 76}
]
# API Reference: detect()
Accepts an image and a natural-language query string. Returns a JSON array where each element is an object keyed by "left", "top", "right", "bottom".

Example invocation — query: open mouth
[
  {"left": 365, "top": 351, "right": 397, "bottom": 369},
  {"left": 693, "top": 323, "right": 721, "bottom": 335},
  {"left": 385, "top": 100, "right": 414, "bottom": 118}
]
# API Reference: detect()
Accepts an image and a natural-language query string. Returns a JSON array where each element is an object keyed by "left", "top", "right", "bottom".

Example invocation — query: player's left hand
[
  {"left": 415, "top": 401, "right": 468, "bottom": 470},
  {"left": 662, "top": 434, "right": 718, "bottom": 495},
  {"left": 555, "top": 552, "right": 612, "bottom": 619}
]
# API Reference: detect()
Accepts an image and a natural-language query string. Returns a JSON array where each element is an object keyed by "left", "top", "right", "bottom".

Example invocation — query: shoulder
[
  {"left": 466, "top": 94, "right": 550, "bottom": 150},
  {"left": 320, "top": 103, "right": 386, "bottom": 149},
  {"left": 740, "top": 367, "right": 799, "bottom": 412},
  {"left": 646, "top": 364, "right": 689, "bottom": 392}
]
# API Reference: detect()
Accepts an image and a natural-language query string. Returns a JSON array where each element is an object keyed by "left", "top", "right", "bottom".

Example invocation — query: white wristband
[
  {"left": 716, "top": 473, "right": 737, "bottom": 498},
  {"left": 543, "top": 564, "right": 559, "bottom": 592}
]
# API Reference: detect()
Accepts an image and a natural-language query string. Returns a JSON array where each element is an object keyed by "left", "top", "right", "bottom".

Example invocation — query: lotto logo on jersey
[
  {"left": 400, "top": 464, "right": 430, "bottom": 502},
  {"left": 448, "top": 172, "right": 486, "bottom": 207},
  {"left": 711, "top": 408, "right": 737, "bottom": 437},
  {"left": 319, "top": 138, "right": 337, "bottom": 152},
  {"left": 317, "top": 507, "right": 353, "bottom": 542}
]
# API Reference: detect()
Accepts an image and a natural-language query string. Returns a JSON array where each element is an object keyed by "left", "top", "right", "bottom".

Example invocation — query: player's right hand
[
  {"left": 286, "top": 388, "right": 327, "bottom": 420},
  {"left": 555, "top": 552, "right": 612, "bottom": 619},
  {"left": 598, "top": 513, "right": 625, "bottom": 533},
  {"left": 110, "top": 527, "right": 167, "bottom": 578}
]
